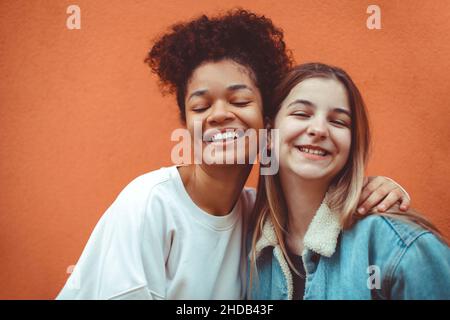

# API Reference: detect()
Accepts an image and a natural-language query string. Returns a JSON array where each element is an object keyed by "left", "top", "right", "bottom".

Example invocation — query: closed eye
[
  {"left": 331, "top": 120, "right": 350, "bottom": 127},
  {"left": 192, "top": 106, "right": 210, "bottom": 112},
  {"left": 292, "top": 112, "right": 310, "bottom": 118},
  {"left": 232, "top": 101, "right": 251, "bottom": 107}
]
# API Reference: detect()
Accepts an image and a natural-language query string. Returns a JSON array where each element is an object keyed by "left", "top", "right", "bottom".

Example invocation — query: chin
[
  {"left": 202, "top": 153, "right": 249, "bottom": 166},
  {"left": 285, "top": 164, "right": 331, "bottom": 180},
  {"left": 294, "top": 171, "right": 329, "bottom": 181}
]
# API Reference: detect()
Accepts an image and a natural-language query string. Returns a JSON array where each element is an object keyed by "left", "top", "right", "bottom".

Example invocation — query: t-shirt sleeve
[{"left": 56, "top": 176, "right": 168, "bottom": 300}]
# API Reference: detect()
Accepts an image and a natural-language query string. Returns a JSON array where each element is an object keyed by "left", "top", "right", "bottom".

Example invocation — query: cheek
[
  {"left": 335, "top": 130, "right": 352, "bottom": 160},
  {"left": 186, "top": 110, "right": 207, "bottom": 127},
  {"left": 241, "top": 107, "right": 264, "bottom": 129},
  {"left": 278, "top": 119, "right": 306, "bottom": 144},
  {"left": 184, "top": 118, "right": 195, "bottom": 136},
  {"left": 184, "top": 114, "right": 201, "bottom": 141},
  {"left": 274, "top": 119, "right": 302, "bottom": 160}
]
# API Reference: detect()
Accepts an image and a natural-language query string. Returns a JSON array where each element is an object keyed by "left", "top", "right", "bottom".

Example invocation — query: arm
[{"left": 357, "top": 176, "right": 411, "bottom": 215}]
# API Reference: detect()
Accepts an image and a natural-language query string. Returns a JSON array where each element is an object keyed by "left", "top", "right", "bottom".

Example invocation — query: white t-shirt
[{"left": 56, "top": 166, "right": 256, "bottom": 300}]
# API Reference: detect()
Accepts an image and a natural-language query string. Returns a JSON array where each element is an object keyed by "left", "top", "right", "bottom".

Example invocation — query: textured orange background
[{"left": 0, "top": 0, "right": 449, "bottom": 299}]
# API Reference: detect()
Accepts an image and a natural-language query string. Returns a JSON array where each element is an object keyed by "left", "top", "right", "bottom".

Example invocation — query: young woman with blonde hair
[{"left": 248, "top": 63, "right": 450, "bottom": 300}]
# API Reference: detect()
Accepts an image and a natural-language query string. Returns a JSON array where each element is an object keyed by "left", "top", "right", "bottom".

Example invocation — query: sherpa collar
[
  {"left": 251, "top": 194, "right": 342, "bottom": 300},
  {"left": 254, "top": 194, "right": 342, "bottom": 259}
]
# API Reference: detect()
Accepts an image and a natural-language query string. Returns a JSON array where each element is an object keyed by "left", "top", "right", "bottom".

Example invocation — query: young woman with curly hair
[{"left": 57, "top": 9, "right": 411, "bottom": 300}]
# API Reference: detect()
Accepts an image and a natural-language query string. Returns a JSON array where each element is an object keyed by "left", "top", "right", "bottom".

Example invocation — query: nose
[
  {"left": 207, "top": 100, "right": 235, "bottom": 125},
  {"left": 306, "top": 117, "right": 329, "bottom": 140}
]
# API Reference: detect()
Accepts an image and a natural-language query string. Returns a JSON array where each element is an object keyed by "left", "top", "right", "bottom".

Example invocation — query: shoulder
[
  {"left": 345, "top": 214, "right": 431, "bottom": 248},
  {"left": 111, "top": 166, "right": 183, "bottom": 211},
  {"left": 343, "top": 214, "right": 449, "bottom": 269},
  {"left": 340, "top": 214, "right": 438, "bottom": 271},
  {"left": 102, "top": 166, "right": 179, "bottom": 225},
  {"left": 118, "top": 166, "right": 176, "bottom": 199},
  {"left": 342, "top": 214, "right": 450, "bottom": 296}
]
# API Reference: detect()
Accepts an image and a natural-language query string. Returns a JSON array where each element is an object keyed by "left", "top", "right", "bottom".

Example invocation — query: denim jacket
[{"left": 247, "top": 197, "right": 450, "bottom": 300}]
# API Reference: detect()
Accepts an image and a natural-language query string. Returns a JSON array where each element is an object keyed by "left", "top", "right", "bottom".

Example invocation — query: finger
[
  {"left": 399, "top": 194, "right": 411, "bottom": 211},
  {"left": 359, "top": 176, "right": 386, "bottom": 205},
  {"left": 357, "top": 188, "right": 390, "bottom": 215},
  {"left": 376, "top": 191, "right": 402, "bottom": 212},
  {"left": 360, "top": 176, "right": 401, "bottom": 206},
  {"left": 363, "top": 176, "right": 370, "bottom": 188}
]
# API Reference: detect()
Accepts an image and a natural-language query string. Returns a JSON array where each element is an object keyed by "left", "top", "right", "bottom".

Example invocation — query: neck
[
  {"left": 178, "top": 163, "right": 252, "bottom": 216},
  {"left": 279, "top": 169, "right": 330, "bottom": 254}
]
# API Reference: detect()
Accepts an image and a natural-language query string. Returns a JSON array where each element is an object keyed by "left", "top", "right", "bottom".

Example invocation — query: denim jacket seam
[
  {"left": 381, "top": 217, "right": 411, "bottom": 296},
  {"left": 382, "top": 216, "right": 410, "bottom": 244},
  {"left": 384, "top": 240, "right": 405, "bottom": 298},
  {"left": 382, "top": 216, "right": 428, "bottom": 246},
  {"left": 385, "top": 231, "right": 431, "bottom": 296}
]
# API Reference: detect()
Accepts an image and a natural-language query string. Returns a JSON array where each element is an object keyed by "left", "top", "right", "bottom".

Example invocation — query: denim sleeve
[{"left": 390, "top": 232, "right": 450, "bottom": 299}]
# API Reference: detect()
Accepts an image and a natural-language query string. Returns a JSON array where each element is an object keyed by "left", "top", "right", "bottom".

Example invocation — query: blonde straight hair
[{"left": 249, "top": 63, "right": 447, "bottom": 292}]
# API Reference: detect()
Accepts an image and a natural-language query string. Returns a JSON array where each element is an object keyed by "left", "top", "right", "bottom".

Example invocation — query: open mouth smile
[
  {"left": 203, "top": 129, "right": 245, "bottom": 143},
  {"left": 296, "top": 145, "right": 331, "bottom": 158}
]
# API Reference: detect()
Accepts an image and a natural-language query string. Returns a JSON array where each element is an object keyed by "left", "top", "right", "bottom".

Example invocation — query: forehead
[
  {"left": 187, "top": 60, "right": 256, "bottom": 89},
  {"left": 283, "top": 77, "right": 350, "bottom": 110}
]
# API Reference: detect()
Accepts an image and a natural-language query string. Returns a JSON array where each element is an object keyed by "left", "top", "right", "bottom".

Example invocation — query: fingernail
[
  {"left": 357, "top": 208, "right": 365, "bottom": 214},
  {"left": 378, "top": 204, "right": 386, "bottom": 211}
]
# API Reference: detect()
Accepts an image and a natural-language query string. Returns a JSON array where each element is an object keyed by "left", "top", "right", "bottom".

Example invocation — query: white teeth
[
  {"left": 211, "top": 131, "right": 238, "bottom": 142},
  {"left": 299, "top": 147, "right": 327, "bottom": 156}
]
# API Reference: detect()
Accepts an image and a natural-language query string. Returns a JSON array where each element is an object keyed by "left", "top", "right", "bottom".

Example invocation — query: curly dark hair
[{"left": 145, "top": 8, "right": 294, "bottom": 122}]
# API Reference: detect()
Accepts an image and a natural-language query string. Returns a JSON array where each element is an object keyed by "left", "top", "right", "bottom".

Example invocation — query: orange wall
[{"left": 0, "top": 0, "right": 449, "bottom": 299}]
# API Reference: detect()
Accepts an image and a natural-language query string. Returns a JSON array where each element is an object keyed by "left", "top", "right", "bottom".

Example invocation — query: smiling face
[
  {"left": 184, "top": 59, "right": 264, "bottom": 165},
  {"left": 274, "top": 77, "right": 352, "bottom": 184}
]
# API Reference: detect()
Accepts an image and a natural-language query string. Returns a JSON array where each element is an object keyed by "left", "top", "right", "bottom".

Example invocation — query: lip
[{"left": 203, "top": 127, "right": 246, "bottom": 143}]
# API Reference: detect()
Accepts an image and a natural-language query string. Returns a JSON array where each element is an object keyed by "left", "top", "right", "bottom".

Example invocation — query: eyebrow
[
  {"left": 287, "top": 99, "right": 352, "bottom": 117},
  {"left": 187, "top": 84, "right": 253, "bottom": 102},
  {"left": 227, "top": 84, "right": 253, "bottom": 92},
  {"left": 187, "top": 89, "right": 208, "bottom": 102}
]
